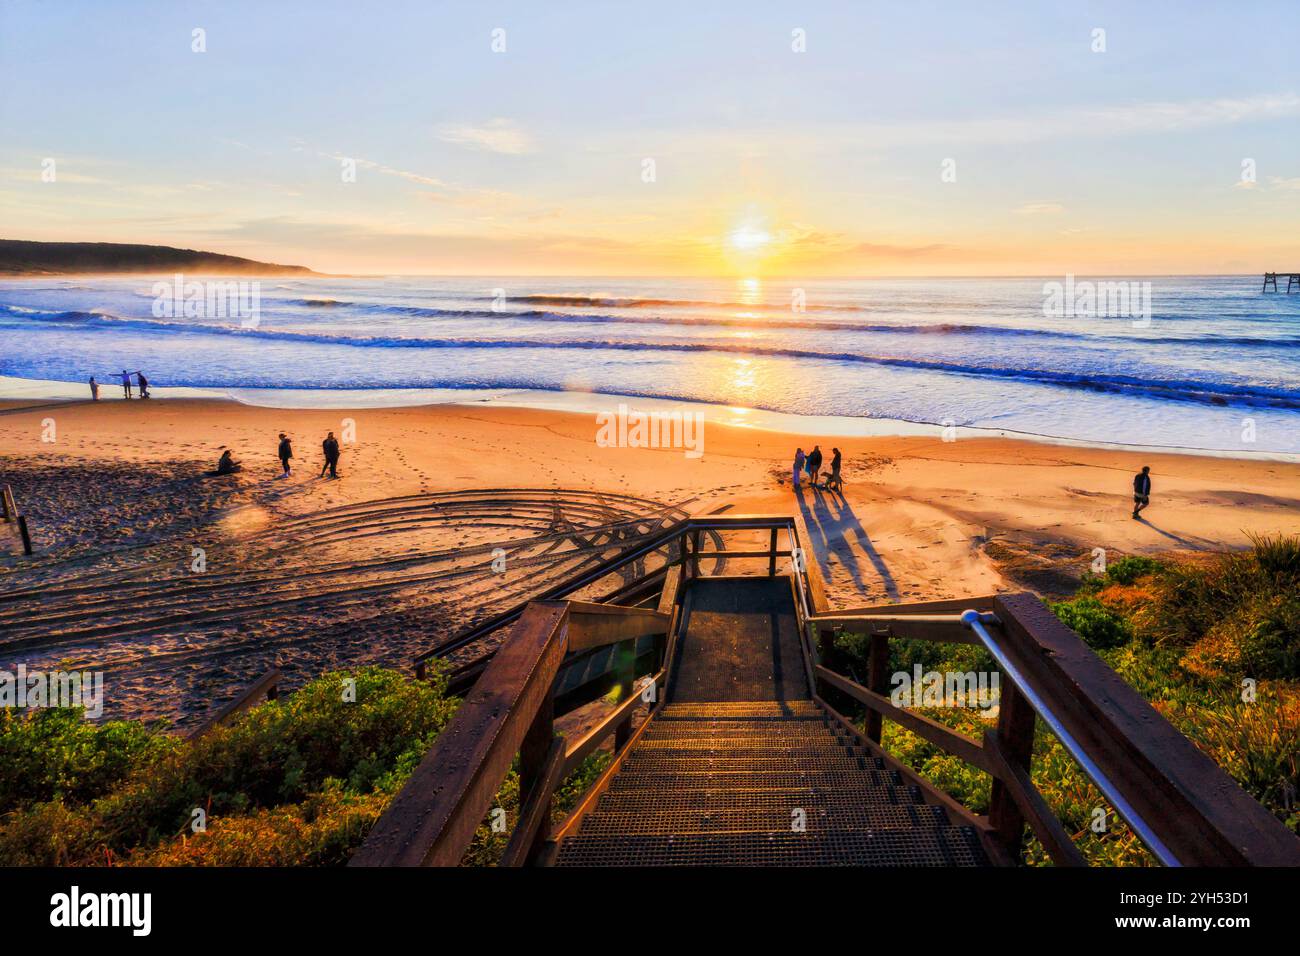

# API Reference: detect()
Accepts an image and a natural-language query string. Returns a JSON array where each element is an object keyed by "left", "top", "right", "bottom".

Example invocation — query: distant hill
[{"left": 0, "top": 240, "right": 318, "bottom": 276}]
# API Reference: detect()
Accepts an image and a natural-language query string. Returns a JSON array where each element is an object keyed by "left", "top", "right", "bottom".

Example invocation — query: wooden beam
[
  {"left": 814, "top": 665, "right": 992, "bottom": 774},
  {"left": 813, "top": 613, "right": 979, "bottom": 645},
  {"left": 351, "top": 602, "right": 569, "bottom": 867},
  {"left": 185, "top": 669, "right": 282, "bottom": 740},
  {"left": 500, "top": 736, "right": 565, "bottom": 867},
  {"left": 564, "top": 601, "right": 669, "bottom": 653},
  {"left": 983, "top": 730, "right": 1086, "bottom": 867},
  {"left": 819, "top": 595, "right": 1000, "bottom": 617}
]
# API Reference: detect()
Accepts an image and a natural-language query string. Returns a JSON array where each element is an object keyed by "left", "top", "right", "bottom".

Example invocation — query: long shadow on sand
[{"left": 796, "top": 486, "right": 899, "bottom": 601}]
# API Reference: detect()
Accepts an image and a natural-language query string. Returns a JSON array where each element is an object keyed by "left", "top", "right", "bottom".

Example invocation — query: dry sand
[{"left": 2, "top": 395, "right": 1298, "bottom": 726}]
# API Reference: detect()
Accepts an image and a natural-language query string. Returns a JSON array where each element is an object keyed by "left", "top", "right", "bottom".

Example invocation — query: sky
[{"left": 1, "top": 0, "right": 1298, "bottom": 276}]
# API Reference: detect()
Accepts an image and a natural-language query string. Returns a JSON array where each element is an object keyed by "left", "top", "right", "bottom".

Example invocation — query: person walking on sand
[
  {"left": 320, "top": 431, "right": 341, "bottom": 479},
  {"left": 793, "top": 448, "right": 805, "bottom": 488},
  {"left": 278, "top": 433, "right": 294, "bottom": 477},
  {"left": 89, "top": 376, "right": 99, "bottom": 401},
  {"left": 1132, "top": 465, "right": 1152, "bottom": 520},
  {"left": 824, "top": 447, "right": 843, "bottom": 494},
  {"left": 120, "top": 369, "right": 132, "bottom": 399},
  {"left": 807, "top": 445, "right": 823, "bottom": 488},
  {"left": 135, "top": 370, "right": 150, "bottom": 399}
]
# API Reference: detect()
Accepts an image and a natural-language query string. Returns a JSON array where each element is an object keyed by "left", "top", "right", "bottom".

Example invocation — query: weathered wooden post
[
  {"left": 518, "top": 687, "right": 556, "bottom": 858},
  {"left": 17, "top": 516, "right": 33, "bottom": 556},
  {"left": 864, "top": 630, "right": 891, "bottom": 743},
  {"left": 987, "top": 679, "right": 1037, "bottom": 860},
  {"left": 768, "top": 527, "right": 778, "bottom": 576}
]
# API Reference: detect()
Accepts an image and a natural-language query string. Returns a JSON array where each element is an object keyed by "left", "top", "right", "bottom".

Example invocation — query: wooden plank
[
  {"left": 986, "top": 677, "right": 1036, "bottom": 860},
  {"left": 560, "top": 670, "right": 663, "bottom": 777},
  {"left": 564, "top": 602, "right": 669, "bottom": 653},
  {"left": 993, "top": 592, "right": 1300, "bottom": 866},
  {"left": 813, "top": 613, "right": 979, "bottom": 645},
  {"left": 819, "top": 595, "right": 1000, "bottom": 617},
  {"left": 185, "top": 668, "right": 282, "bottom": 740},
  {"left": 864, "top": 632, "right": 890, "bottom": 743},
  {"left": 351, "top": 602, "right": 569, "bottom": 867},
  {"left": 815, "top": 665, "right": 992, "bottom": 773},
  {"left": 500, "top": 736, "right": 565, "bottom": 867},
  {"left": 983, "top": 730, "right": 1086, "bottom": 867},
  {"left": 656, "top": 565, "right": 681, "bottom": 616}
]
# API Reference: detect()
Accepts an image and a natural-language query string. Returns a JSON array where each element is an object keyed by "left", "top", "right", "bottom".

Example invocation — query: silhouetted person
[
  {"left": 1132, "top": 465, "right": 1151, "bottom": 520},
  {"left": 121, "top": 370, "right": 132, "bottom": 399},
  {"left": 793, "top": 448, "right": 805, "bottom": 487},
  {"left": 135, "top": 370, "right": 150, "bottom": 399},
  {"left": 89, "top": 376, "right": 99, "bottom": 401},
  {"left": 278, "top": 433, "right": 293, "bottom": 477},
  {"left": 807, "top": 445, "right": 823, "bottom": 487},
  {"left": 214, "top": 448, "right": 242, "bottom": 475},
  {"left": 825, "top": 447, "right": 843, "bottom": 494},
  {"left": 321, "top": 431, "right": 340, "bottom": 479}
]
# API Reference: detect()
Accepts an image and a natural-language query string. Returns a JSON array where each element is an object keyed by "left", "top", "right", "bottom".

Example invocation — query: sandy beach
[{"left": 3, "top": 392, "right": 1298, "bottom": 727}]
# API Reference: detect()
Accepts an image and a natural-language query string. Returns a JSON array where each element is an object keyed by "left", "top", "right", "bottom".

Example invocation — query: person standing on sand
[
  {"left": 1132, "top": 465, "right": 1152, "bottom": 520},
  {"left": 89, "top": 376, "right": 99, "bottom": 401},
  {"left": 120, "top": 370, "right": 132, "bottom": 399},
  {"left": 825, "top": 447, "right": 843, "bottom": 494},
  {"left": 807, "top": 445, "right": 823, "bottom": 487},
  {"left": 793, "top": 448, "right": 805, "bottom": 487},
  {"left": 278, "top": 433, "right": 294, "bottom": 477},
  {"left": 321, "top": 431, "right": 341, "bottom": 479},
  {"left": 135, "top": 370, "right": 150, "bottom": 399}
]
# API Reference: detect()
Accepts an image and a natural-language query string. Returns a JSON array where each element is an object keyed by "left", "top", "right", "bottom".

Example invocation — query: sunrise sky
[{"left": 2, "top": 0, "right": 1298, "bottom": 276}]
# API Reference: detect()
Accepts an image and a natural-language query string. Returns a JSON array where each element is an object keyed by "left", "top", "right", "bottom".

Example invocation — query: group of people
[
  {"left": 88, "top": 371, "right": 150, "bottom": 400},
  {"left": 792, "top": 444, "right": 843, "bottom": 493},
  {"left": 213, "top": 431, "right": 343, "bottom": 479}
]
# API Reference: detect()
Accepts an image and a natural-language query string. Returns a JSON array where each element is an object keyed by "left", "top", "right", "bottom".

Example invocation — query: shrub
[{"left": 1050, "top": 596, "right": 1131, "bottom": 649}]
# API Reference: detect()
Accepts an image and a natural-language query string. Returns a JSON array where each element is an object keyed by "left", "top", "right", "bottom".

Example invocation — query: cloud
[
  {"left": 437, "top": 119, "right": 535, "bottom": 155},
  {"left": 1015, "top": 202, "right": 1065, "bottom": 215}
]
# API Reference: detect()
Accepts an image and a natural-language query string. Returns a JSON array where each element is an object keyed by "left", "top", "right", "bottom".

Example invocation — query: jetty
[
  {"left": 1263, "top": 272, "right": 1299, "bottom": 292},
  {"left": 353, "top": 513, "right": 1300, "bottom": 867}
]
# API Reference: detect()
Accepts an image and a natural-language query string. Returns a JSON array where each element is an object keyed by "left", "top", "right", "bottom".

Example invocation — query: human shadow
[
  {"left": 1134, "top": 516, "right": 1216, "bottom": 550},
  {"left": 796, "top": 484, "right": 899, "bottom": 601}
]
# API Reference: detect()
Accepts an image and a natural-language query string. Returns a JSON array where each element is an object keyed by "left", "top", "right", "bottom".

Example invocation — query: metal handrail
[{"left": 960, "top": 609, "right": 1181, "bottom": 867}]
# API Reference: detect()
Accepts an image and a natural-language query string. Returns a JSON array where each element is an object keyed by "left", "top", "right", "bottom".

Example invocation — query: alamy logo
[
  {"left": 50, "top": 886, "right": 151, "bottom": 936},
  {"left": 0, "top": 664, "right": 103, "bottom": 718},
  {"left": 152, "top": 274, "right": 262, "bottom": 328},
  {"left": 890, "top": 666, "right": 999, "bottom": 712},
  {"left": 595, "top": 403, "right": 704, "bottom": 459},
  {"left": 1042, "top": 274, "right": 1151, "bottom": 327}
]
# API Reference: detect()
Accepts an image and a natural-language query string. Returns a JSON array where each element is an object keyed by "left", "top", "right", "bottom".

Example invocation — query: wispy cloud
[
  {"left": 437, "top": 119, "right": 535, "bottom": 155},
  {"left": 1015, "top": 202, "right": 1065, "bottom": 215}
]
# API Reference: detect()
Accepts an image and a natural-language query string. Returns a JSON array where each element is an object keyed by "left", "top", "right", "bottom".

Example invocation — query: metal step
[
  {"left": 589, "top": 784, "right": 927, "bottom": 813},
  {"left": 555, "top": 826, "right": 990, "bottom": 867},
  {"left": 617, "top": 752, "right": 877, "bottom": 774},
  {"left": 607, "top": 767, "right": 904, "bottom": 791},
  {"left": 576, "top": 802, "right": 951, "bottom": 837},
  {"left": 658, "top": 701, "right": 822, "bottom": 718}
]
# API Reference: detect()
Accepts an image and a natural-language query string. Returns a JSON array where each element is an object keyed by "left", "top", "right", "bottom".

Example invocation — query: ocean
[{"left": 2, "top": 275, "right": 1298, "bottom": 455}]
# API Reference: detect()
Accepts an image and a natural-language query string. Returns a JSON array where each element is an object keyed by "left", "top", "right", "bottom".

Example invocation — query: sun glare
[{"left": 729, "top": 227, "right": 771, "bottom": 252}]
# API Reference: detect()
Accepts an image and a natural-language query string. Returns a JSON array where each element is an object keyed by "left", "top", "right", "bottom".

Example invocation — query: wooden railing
[
  {"left": 1, "top": 484, "right": 33, "bottom": 556},
  {"left": 807, "top": 594, "right": 1300, "bottom": 866},
  {"left": 356, "top": 515, "right": 804, "bottom": 867}
]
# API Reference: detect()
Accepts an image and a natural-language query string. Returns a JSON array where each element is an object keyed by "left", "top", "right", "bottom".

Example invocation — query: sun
[{"left": 728, "top": 226, "right": 772, "bottom": 252}]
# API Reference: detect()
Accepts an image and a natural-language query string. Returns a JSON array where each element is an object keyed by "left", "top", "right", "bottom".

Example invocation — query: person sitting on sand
[
  {"left": 278, "top": 433, "right": 294, "bottom": 477},
  {"left": 135, "top": 370, "right": 150, "bottom": 399},
  {"left": 89, "top": 376, "right": 99, "bottom": 401},
  {"left": 793, "top": 448, "right": 805, "bottom": 487},
  {"left": 1132, "top": 465, "right": 1152, "bottom": 520},
  {"left": 213, "top": 448, "right": 242, "bottom": 476},
  {"left": 321, "top": 431, "right": 341, "bottom": 479},
  {"left": 121, "top": 369, "right": 132, "bottom": 399},
  {"left": 824, "top": 447, "right": 843, "bottom": 494},
  {"left": 807, "top": 445, "right": 823, "bottom": 487}
]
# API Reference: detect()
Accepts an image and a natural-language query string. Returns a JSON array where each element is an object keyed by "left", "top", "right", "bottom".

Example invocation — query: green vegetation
[
  {"left": 0, "top": 666, "right": 607, "bottom": 866},
  {"left": 835, "top": 536, "right": 1300, "bottom": 866}
]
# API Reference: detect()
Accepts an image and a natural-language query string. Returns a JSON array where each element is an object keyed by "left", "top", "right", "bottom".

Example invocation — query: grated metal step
[
  {"left": 618, "top": 752, "right": 877, "bottom": 774},
  {"left": 588, "top": 784, "right": 927, "bottom": 813},
  {"left": 555, "top": 826, "right": 990, "bottom": 867},
  {"left": 576, "top": 802, "right": 951, "bottom": 837},
  {"left": 658, "top": 701, "right": 821, "bottom": 718},
  {"left": 607, "top": 767, "right": 905, "bottom": 791}
]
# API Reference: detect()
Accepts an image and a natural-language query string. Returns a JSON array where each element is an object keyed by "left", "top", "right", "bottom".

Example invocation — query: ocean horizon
[{"left": 3, "top": 274, "right": 1298, "bottom": 455}]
